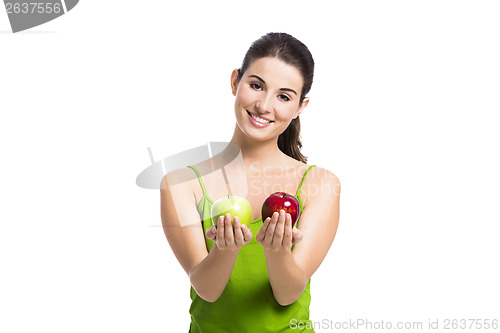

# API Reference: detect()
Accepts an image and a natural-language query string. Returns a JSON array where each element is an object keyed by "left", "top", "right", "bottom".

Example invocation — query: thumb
[{"left": 206, "top": 225, "right": 216, "bottom": 239}]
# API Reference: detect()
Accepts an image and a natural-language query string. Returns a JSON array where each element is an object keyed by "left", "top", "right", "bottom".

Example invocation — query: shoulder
[
  {"left": 285, "top": 157, "right": 340, "bottom": 191},
  {"left": 160, "top": 166, "right": 198, "bottom": 193},
  {"left": 311, "top": 166, "right": 340, "bottom": 189},
  {"left": 300, "top": 165, "right": 341, "bottom": 206},
  {"left": 293, "top": 159, "right": 340, "bottom": 187}
]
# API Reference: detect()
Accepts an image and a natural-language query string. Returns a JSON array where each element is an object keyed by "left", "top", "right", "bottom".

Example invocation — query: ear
[
  {"left": 230, "top": 69, "right": 240, "bottom": 96},
  {"left": 293, "top": 97, "right": 310, "bottom": 119}
]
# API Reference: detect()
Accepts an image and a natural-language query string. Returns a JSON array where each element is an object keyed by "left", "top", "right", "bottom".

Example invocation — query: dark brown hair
[{"left": 237, "top": 32, "right": 315, "bottom": 163}]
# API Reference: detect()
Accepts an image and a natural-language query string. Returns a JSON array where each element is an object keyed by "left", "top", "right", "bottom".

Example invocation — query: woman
[{"left": 161, "top": 32, "right": 340, "bottom": 332}]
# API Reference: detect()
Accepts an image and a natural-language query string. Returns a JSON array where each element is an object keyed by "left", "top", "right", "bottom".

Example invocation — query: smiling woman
[
  {"left": 234, "top": 57, "right": 306, "bottom": 134},
  {"left": 160, "top": 32, "right": 341, "bottom": 333}
]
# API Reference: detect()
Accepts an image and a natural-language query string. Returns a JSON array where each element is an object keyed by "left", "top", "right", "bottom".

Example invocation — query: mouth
[{"left": 246, "top": 110, "right": 274, "bottom": 124}]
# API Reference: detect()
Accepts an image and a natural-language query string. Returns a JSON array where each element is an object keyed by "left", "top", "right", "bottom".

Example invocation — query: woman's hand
[
  {"left": 206, "top": 213, "right": 253, "bottom": 251},
  {"left": 256, "top": 210, "right": 303, "bottom": 252}
]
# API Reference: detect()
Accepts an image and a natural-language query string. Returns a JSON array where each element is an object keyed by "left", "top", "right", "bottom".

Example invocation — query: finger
[
  {"left": 282, "top": 213, "right": 293, "bottom": 247},
  {"left": 272, "top": 210, "right": 286, "bottom": 248},
  {"left": 265, "top": 211, "right": 279, "bottom": 246},
  {"left": 242, "top": 224, "right": 253, "bottom": 243},
  {"left": 256, "top": 217, "right": 270, "bottom": 243},
  {"left": 224, "top": 213, "right": 234, "bottom": 245},
  {"left": 233, "top": 217, "right": 245, "bottom": 246},
  {"left": 292, "top": 227, "right": 303, "bottom": 244},
  {"left": 217, "top": 215, "right": 225, "bottom": 247},
  {"left": 206, "top": 225, "right": 216, "bottom": 240}
]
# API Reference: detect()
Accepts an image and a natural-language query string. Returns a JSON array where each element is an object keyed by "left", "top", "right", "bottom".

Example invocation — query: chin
[{"left": 235, "top": 122, "right": 271, "bottom": 142}]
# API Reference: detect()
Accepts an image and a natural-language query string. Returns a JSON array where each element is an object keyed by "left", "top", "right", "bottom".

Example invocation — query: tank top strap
[
  {"left": 296, "top": 165, "right": 317, "bottom": 212},
  {"left": 187, "top": 165, "right": 207, "bottom": 196}
]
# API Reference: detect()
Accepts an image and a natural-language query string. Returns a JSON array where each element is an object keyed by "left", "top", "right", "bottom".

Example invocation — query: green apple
[{"left": 211, "top": 195, "right": 253, "bottom": 228}]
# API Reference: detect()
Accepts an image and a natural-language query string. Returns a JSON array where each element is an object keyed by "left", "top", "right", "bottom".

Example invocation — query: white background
[{"left": 1, "top": 1, "right": 499, "bottom": 332}]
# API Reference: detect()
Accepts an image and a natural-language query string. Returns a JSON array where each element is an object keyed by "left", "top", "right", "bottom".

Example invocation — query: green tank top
[{"left": 187, "top": 164, "right": 317, "bottom": 333}]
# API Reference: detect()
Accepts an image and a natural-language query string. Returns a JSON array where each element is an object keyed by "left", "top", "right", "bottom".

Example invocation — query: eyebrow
[{"left": 248, "top": 75, "right": 298, "bottom": 96}]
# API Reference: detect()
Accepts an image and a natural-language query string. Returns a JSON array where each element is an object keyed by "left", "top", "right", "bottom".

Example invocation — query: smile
[{"left": 246, "top": 110, "right": 274, "bottom": 127}]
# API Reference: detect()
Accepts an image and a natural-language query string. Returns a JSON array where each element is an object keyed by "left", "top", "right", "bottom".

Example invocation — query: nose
[{"left": 256, "top": 92, "right": 273, "bottom": 113}]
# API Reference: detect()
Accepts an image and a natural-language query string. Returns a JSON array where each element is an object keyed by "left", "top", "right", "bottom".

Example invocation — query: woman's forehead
[{"left": 244, "top": 57, "right": 303, "bottom": 89}]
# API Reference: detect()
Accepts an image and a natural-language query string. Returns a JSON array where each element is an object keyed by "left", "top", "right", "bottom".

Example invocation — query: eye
[
  {"left": 278, "top": 94, "right": 291, "bottom": 102},
  {"left": 250, "top": 82, "right": 262, "bottom": 90}
]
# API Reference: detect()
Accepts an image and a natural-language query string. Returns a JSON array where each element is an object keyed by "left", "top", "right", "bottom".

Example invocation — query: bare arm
[
  {"left": 259, "top": 211, "right": 307, "bottom": 306},
  {"left": 256, "top": 167, "right": 341, "bottom": 306},
  {"left": 160, "top": 171, "right": 252, "bottom": 302},
  {"left": 189, "top": 214, "right": 252, "bottom": 302}
]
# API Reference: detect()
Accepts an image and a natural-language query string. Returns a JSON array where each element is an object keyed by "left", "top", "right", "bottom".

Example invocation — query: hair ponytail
[{"left": 278, "top": 117, "right": 307, "bottom": 163}]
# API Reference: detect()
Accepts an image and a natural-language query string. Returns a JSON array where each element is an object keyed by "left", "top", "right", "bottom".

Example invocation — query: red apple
[{"left": 261, "top": 192, "right": 301, "bottom": 227}]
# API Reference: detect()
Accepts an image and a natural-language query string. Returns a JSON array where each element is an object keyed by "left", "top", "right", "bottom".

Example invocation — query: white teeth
[{"left": 250, "top": 113, "right": 271, "bottom": 124}]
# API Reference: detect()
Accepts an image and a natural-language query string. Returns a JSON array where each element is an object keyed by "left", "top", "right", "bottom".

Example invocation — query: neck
[{"left": 229, "top": 123, "right": 286, "bottom": 168}]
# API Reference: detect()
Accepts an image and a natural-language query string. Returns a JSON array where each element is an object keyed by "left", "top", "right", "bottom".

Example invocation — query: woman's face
[{"left": 231, "top": 57, "right": 309, "bottom": 141}]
